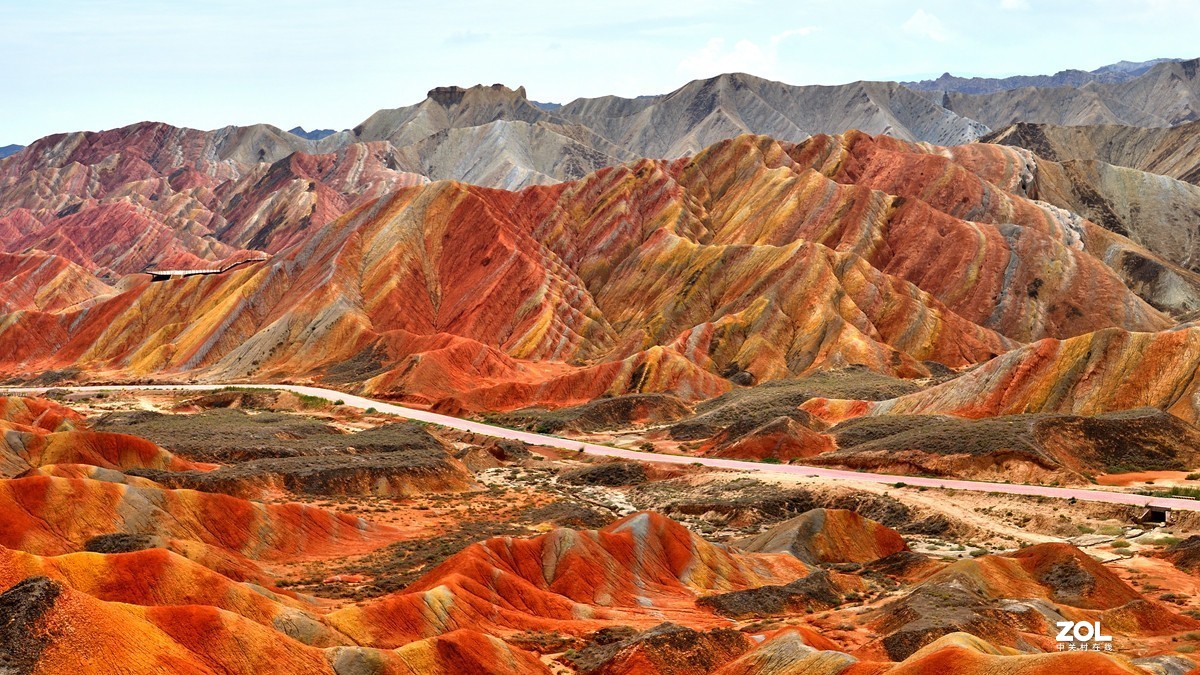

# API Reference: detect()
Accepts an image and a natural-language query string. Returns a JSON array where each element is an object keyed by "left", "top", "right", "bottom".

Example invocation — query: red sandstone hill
[
  {"left": 863, "top": 542, "right": 1199, "bottom": 661},
  {"left": 802, "top": 327, "right": 1200, "bottom": 425},
  {"left": 0, "top": 396, "right": 211, "bottom": 477},
  {"left": 0, "top": 576, "right": 552, "bottom": 675},
  {"left": 0, "top": 121, "right": 426, "bottom": 276},
  {"left": 0, "top": 396, "right": 83, "bottom": 432},
  {"left": 0, "top": 545, "right": 352, "bottom": 647},
  {"left": 0, "top": 475, "right": 397, "bottom": 561},
  {"left": 738, "top": 509, "right": 908, "bottom": 565},
  {"left": 0, "top": 251, "right": 112, "bottom": 313},
  {"left": 2, "top": 429, "right": 209, "bottom": 475},
  {"left": 2, "top": 132, "right": 1196, "bottom": 411},
  {"left": 325, "top": 511, "right": 814, "bottom": 647}
]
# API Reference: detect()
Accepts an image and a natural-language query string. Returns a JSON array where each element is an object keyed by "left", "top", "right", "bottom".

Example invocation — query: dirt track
[{"left": 7, "top": 383, "right": 1200, "bottom": 512}]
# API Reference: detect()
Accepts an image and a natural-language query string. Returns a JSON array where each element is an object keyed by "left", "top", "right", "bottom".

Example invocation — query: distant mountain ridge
[
  {"left": 943, "top": 58, "right": 1200, "bottom": 128},
  {"left": 286, "top": 126, "right": 339, "bottom": 140},
  {"left": 2, "top": 75, "right": 983, "bottom": 191},
  {"left": 904, "top": 57, "right": 1183, "bottom": 95},
  {"left": 4, "top": 57, "right": 1197, "bottom": 192},
  {"left": 0, "top": 145, "right": 23, "bottom": 159}
]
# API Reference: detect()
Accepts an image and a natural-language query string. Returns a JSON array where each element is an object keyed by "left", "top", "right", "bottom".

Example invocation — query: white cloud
[
  {"left": 901, "top": 9, "right": 952, "bottom": 42},
  {"left": 677, "top": 27, "right": 815, "bottom": 80},
  {"left": 1000, "top": 0, "right": 1030, "bottom": 9}
]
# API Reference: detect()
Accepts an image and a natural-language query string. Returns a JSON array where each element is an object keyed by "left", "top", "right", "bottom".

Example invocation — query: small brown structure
[{"left": 1137, "top": 505, "right": 1173, "bottom": 526}]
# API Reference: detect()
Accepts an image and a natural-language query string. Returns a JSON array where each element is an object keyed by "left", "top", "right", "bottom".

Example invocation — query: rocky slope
[
  {"left": 982, "top": 121, "right": 1200, "bottom": 273},
  {"left": 1027, "top": 158, "right": 1200, "bottom": 273},
  {"left": 739, "top": 508, "right": 908, "bottom": 564},
  {"left": 985, "top": 120, "right": 1200, "bottom": 185},
  {"left": 0, "top": 251, "right": 113, "bottom": 313},
  {"left": 556, "top": 73, "right": 989, "bottom": 156}
]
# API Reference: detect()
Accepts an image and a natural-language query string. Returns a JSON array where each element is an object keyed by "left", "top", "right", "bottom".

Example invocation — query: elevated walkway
[{"left": 144, "top": 256, "right": 269, "bottom": 282}]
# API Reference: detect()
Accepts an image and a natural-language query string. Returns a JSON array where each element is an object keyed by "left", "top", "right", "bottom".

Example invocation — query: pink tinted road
[{"left": 8, "top": 383, "right": 1199, "bottom": 513}]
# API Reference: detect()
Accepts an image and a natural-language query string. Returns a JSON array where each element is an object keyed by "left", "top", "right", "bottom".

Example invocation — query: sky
[{"left": 2, "top": 0, "right": 1197, "bottom": 144}]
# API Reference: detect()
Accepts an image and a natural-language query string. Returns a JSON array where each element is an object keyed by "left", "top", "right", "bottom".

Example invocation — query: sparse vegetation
[
  {"left": 94, "top": 408, "right": 446, "bottom": 463},
  {"left": 827, "top": 408, "right": 1200, "bottom": 479},
  {"left": 297, "top": 393, "right": 326, "bottom": 409},
  {"left": 488, "top": 394, "right": 691, "bottom": 434},
  {"left": 1149, "top": 536, "right": 1182, "bottom": 547}
]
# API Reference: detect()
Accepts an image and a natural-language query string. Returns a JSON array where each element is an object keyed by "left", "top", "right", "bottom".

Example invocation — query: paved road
[{"left": 7, "top": 383, "right": 1199, "bottom": 512}]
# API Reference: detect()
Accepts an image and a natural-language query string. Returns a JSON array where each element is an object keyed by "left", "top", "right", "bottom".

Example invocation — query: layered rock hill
[
  {"left": 4, "top": 132, "right": 1198, "bottom": 410},
  {"left": 0, "top": 475, "right": 395, "bottom": 560},
  {"left": 0, "top": 396, "right": 83, "bottom": 432},
  {"left": 0, "top": 395, "right": 211, "bottom": 476},
  {"left": 1030, "top": 158, "right": 1200, "bottom": 274},
  {"left": 0, "top": 251, "right": 110, "bottom": 313},
  {"left": 552, "top": 73, "right": 989, "bottom": 155},
  {"left": 1, "top": 506, "right": 1185, "bottom": 674},
  {"left": 0, "top": 576, "right": 553, "bottom": 675},
  {"left": 738, "top": 508, "right": 909, "bottom": 564}
]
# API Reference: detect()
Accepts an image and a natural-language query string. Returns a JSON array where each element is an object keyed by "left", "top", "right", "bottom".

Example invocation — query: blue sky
[{"left": 2, "top": 0, "right": 1196, "bottom": 144}]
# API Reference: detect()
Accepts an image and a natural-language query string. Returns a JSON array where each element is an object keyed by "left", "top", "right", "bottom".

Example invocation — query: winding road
[{"left": 6, "top": 383, "right": 1200, "bottom": 513}]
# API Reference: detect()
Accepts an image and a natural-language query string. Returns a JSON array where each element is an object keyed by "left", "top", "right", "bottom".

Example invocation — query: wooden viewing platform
[{"left": 144, "top": 256, "right": 269, "bottom": 282}]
